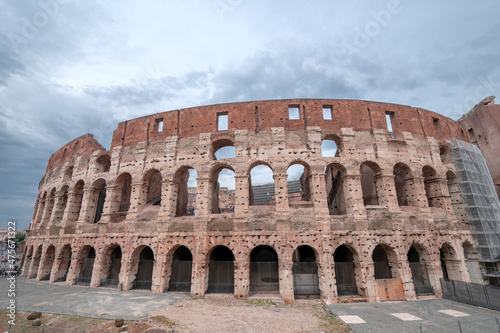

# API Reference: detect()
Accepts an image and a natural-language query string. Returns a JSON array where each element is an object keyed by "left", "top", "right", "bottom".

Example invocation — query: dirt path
[{"left": 147, "top": 295, "right": 352, "bottom": 333}]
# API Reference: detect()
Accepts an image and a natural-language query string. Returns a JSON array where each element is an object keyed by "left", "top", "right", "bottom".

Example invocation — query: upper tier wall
[{"left": 46, "top": 99, "right": 468, "bottom": 173}]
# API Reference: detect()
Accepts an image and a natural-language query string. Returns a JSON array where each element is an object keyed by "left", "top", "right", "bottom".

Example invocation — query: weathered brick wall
[{"left": 23, "top": 99, "right": 482, "bottom": 303}]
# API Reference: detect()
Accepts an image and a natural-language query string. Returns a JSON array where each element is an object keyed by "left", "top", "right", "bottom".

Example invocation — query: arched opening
[
  {"left": 71, "top": 180, "right": 84, "bottom": 223},
  {"left": 175, "top": 168, "right": 197, "bottom": 216},
  {"left": 36, "top": 192, "right": 46, "bottom": 224},
  {"left": 440, "top": 243, "right": 461, "bottom": 281},
  {"left": 361, "top": 162, "right": 380, "bottom": 205},
  {"left": 54, "top": 244, "right": 72, "bottom": 282},
  {"left": 211, "top": 167, "right": 235, "bottom": 214},
  {"left": 321, "top": 136, "right": 340, "bottom": 157},
  {"left": 43, "top": 188, "right": 56, "bottom": 225},
  {"left": 325, "top": 164, "right": 346, "bottom": 215},
  {"left": 110, "top": 173, "right": 132, "bottom": 222},
  {"left": 39, "top": 245, "right": 56, "bottom": 281},
  {"left": 100, "top": 246, "right": 121, "bottom": 287},
  {"left": 372, "top": 245, "right": 392, "bottom": 279},
  {"left": 28, "top": 245, "right": 43, "bottom": 279},
  {"left": 95, "top": 155, "right": 111, "bottom": 173},
  {"left": 168, "top": 246, "right": 193, "bottom": 292},
  {"left": 207, "top": 246, "right": 235, "bottom": 293},
  {"left": 250, "top": 245, "right": 279, "bottom": 293},
  {"left": 92, "top": 180, "right": 106, "bottom": 223},
  {"left": 213, "top": 139, "right": 235, "bottom": 160},
  {"left": 293, "top": 245, "right": 320, "bottom": 298},
  {"left": 52, "top": 186, "right": 69, "bottom": 225},
  {"left": 249, "top": 164, "right": 275, "bottom": 206},
  {"left": 76, "top": 246, "right": 96, "bottom": 286},
  {"left": 118, "top": 173, "right": 132, "bottom": 212},
  {"left": 23, "top": 246, "right": 33, "bottom": 276},
  {"left": 63, "top": 166, "right": 73, "bottom": 182},
  {"left": 334, "top": 245, "right": 359, "bottom": 296},
  {"left": 439, "top": 144, "right": 452, "bottom": 164},
  {"left": 287, "top": 163, "right": 312, "bottom": 205},
  {"left": 393, "top": 163, "right": 412, "bottom": 206},
  {"left": 133, "top": 246, "right": 155, "bottom": 290},
  {"left": 408, "top": 245, "right": 433, "bottom": 295},
  {"left": 423, "top": 166, "right": 439, "bottom": 207},
  {"left": 145, "top": 170, "right": 162, "bottom": 206}
]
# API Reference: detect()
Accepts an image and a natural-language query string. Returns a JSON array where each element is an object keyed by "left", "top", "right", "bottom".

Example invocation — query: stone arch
[
  {"left": 292, "top": 245, "right": 320, "bottom": 298},
  {"left": 206, "top": 245, "right": 235, "bottom": 294},
  {"left": 287, "top": 161, "right": 312, "bottom": 203},
  {"left": 361, "top": 161, "right": 381, "bottom": 205},
  {"left": 131, "top": 246, "right": 155, "bottom": 290},
  {"left": 393, "top": 163, "right": 413, "bottom": 206},
  {"left": 462, "top": 241, "right": 482, "bottom": 284},
  {"left": 174, "top": 166, "right": 197, "bottom": 216},
  {"left": 110, "top": 173, "right": 132, "bottom": 222},
  {"left": 75, "top": 245, "right": 96, "bottom": 285},
  {"left": 95, "top": 154, "right": 111, "bottom": 173},
  {"left": 63, "top": 165, "right": 74, "bottom": 182},
  {"left": 440, "top": 243, "right": 460, "bottom": 281},
  {"left": 28, "top": 245, "right": 43, "bottom": 279},
  {"left": 422, "top": 165, "right": 439, "bottom": 207},
  {"left": 91, "top": 178, "right": 107, "bottom": 223},
  {"left": 100, "top": 244, "right": 122, "bottom": 287},
  {"left": 334, "top": 244, "right": 363, "bottom": 297},
  {"left": 51, "top": 185, "right": 69, "bottom": 226},
  {"left": 212, "top": 138, "right": 235, "bottom": 160},
  {"left": 209, "top": 164, "right": 235, "bottom": 214},
  {"left": 23, "top": 245, "right": 34, "bottom": 276},
  {"left": 143, "top": 169, "right": 162, "bottom": 206},
  {"left": 248, "top": 162, "right": 275, "bottom": 206},
  {"left": 42, "top": 188, "right": 57, "bottom": 226},
  {"left": 372, "top": 244, "right": 399, "bottom": 279},
  {"left": 407, "top": 243, "right": 434, "bottom": 296},
  {"left": 166, "top": 245, "right": 193, "bottom": 292},
  {"left": 39, "top": 245, "right": 56, "bottom": 281},
  {"left": 53, "top": 244, "right": 72, "bottom": 282},
  {"left": 321, "top": 134, "right": 341, "bottom": 158},
  {"left": 249, "top": 245, "right": 279, "bottom": 293},
  {"left": 70, "top": 180, "right": 85, "bottom": 223},
  {"left": 439, "top": 144, "right": 452, "bottom": 164},
  {"left": 325, "top": 163, "right": 346, "bottom": 215}
]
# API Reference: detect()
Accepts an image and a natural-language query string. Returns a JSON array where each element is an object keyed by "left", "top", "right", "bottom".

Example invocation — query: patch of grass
[
  {"left": 314, "top": 305, "right": 352, "bottom": 333},
  {"left": 190, "top": 295, "right": 206, "bottom": 301},
  {"left": 245, "top": 299, "right": 281, "bottom": 307},
  {"left": 150, "top": 315, "right": 177, "bottom": 329}
]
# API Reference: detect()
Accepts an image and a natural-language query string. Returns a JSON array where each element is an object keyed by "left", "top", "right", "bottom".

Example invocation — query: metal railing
[{"left": 440, "top": 278, "right": 500, "bottom": 311}]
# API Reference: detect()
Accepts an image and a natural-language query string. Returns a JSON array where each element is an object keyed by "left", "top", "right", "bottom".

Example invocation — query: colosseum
[{"left": 21, "top": 99, "right": 484, "bottom": 303}]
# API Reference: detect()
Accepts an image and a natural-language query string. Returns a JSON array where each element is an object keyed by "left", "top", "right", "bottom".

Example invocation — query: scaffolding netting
[{"left": 450, "top": 140, "right": 500, "bottom": 264}]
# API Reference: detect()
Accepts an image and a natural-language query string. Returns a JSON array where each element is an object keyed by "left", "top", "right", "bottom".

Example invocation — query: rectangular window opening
[
  {"left": 218, "top": 112, "right": 228, "bottom": 131},
  {"left": 385, "top": 111, "right": 394, "bottom": 133},
  {"left": 156, "top": 118, "right": 164, "bottom": 132},
  {"left": 433, "top": 117, "right": 439, "bottom": 129},
  {"left": 323, "top": 106, "right": 333, "bottom": 120},
  {"left": 289, "top": 105, "right": 300, "bottom": 120}
]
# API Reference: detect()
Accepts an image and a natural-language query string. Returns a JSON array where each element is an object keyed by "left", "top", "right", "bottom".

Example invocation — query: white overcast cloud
[{"left": 1, "top": 0, "right": 499, "bottom": 229}]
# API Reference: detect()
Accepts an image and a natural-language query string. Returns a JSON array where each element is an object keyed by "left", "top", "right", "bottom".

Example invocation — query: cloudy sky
[{"left": 1, "top": 1, "right": 499, "bottom": 230}]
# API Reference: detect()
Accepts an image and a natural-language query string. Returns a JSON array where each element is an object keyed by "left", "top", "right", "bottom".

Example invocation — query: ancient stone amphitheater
[{"left": 22, "top": 99, "right": 482, "bottom": 303}]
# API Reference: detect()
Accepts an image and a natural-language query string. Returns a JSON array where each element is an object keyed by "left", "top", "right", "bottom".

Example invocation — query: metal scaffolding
[{"left": 450, "top": 140, "right": 500, "bottom": 276}]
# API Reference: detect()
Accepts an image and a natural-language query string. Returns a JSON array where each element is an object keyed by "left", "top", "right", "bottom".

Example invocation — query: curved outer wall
[{"left": 23, "top": 99, "right": 479, "bottom": 303}]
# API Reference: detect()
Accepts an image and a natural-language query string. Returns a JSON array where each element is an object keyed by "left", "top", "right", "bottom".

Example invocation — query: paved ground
[
  {"left": 0, "top": 276, "right": 187, "bottom": 320},
  {"left": 328, "top": 298, "right": 500, "bottom": 333}
]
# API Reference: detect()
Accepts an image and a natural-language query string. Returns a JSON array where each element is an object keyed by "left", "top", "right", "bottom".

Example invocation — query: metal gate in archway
[
  {"left": 168, "top": 260, "right": 192, "bottom": 292},
  {"left": 207, "top": 261, "right": 234, "bottom": 293},
  {"left": 76, "top": 258, "right": 94, "bottom": 286},
  {"left": 293, "top": 262, "right": 320, "bottom": 297},
  {"left": 133, "top": 259, "right": 154, "bottom": 290},
  {"left": 250, "top": 262, "right": 279, "bottom": 292}
]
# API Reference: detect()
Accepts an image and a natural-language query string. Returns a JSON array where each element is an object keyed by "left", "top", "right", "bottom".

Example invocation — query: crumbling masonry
[{"left": 22, "top": 99, "right": 483, "bottom": 303}]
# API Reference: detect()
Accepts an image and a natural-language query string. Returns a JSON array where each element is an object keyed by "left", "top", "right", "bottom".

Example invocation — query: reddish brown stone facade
[
  {"left": 22, "top": 99, "right": 481, "bottom": 303},
  {"left": 458, "top": 97, "right": 500, "bottom": 196}
]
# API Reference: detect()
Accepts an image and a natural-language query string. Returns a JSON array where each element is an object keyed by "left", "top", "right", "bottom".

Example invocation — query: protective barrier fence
[{"left": 440, "top": 278, "right": 500, "bottom": 311}]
